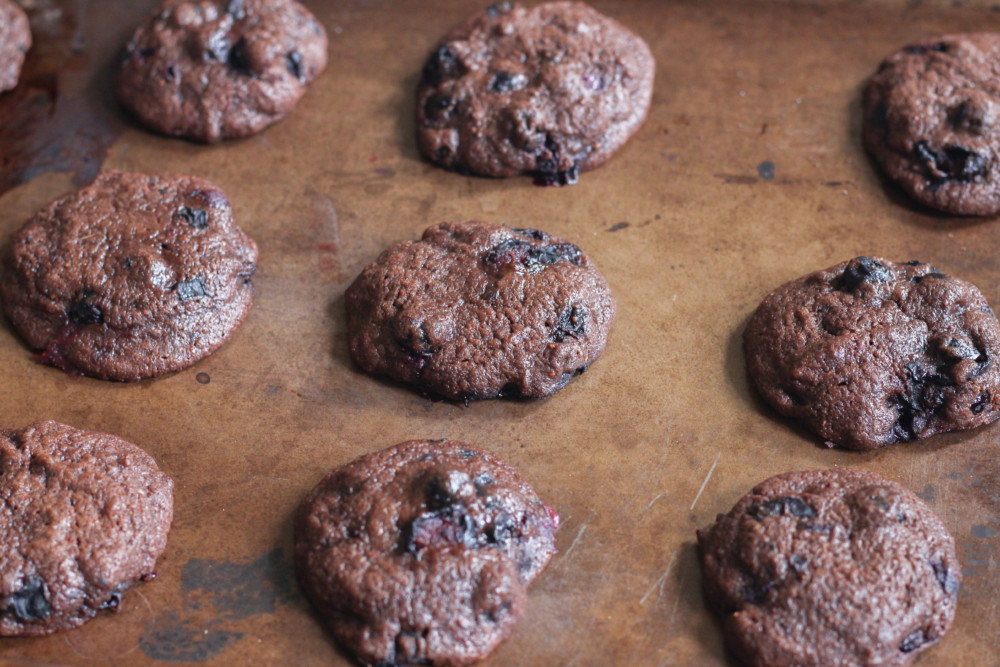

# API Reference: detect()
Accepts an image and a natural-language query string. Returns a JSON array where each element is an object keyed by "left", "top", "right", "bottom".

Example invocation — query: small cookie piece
[
  {"left": 1, "top": 421, "right": 173, "bottom": 636},
  {"left": 346, "top": 221, "right": 616, "bottom": 401},
  {"left": 1, "top": 171, "right": 258, "bottom": 381},
  {"left": 0, "top": 0, "right": 31, "bottom": 92},
  {"left": 698, "top": 468, "right": 961, "bottom": 667},
  {"left": 864, "top": 34, "right": 1000, "bottom": 215},
  {"left": 744, "top": 257, "right": 1000, "bottom": 449},
  {"left": 416, "top": 1, "right": 654, "bottom": 185},
  {"left": 115, "top": 0, "right": 327, "bottom": 143},
  {"left": 295, "top": 440, "right": 558, "bottom": 667}
]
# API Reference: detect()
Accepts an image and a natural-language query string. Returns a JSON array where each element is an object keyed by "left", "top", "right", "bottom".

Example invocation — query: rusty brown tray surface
[{"left": 2, "top": 0, "right": 1000, "bottom": 664}]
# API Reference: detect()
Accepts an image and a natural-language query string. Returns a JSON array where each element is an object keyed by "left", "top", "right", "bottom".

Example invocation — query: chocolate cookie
[
  {"left": 1, "top": 170, "right": 258, "bottom": 381},
  {"left": 1, "top": 421, "right": 173, "bottom": 636},
  {"left": 0, "top": 0, "right": 31, "bottom": 93},
  {"left": 294, "top": 439, "right": 558, "bottom": 667},
  {"left": 698, "top": 468, "right": 961, "bottom": 667},
  {"left": 744, "top": 256, "right": 1000, "bottom": 449},
  {"left": 115, "top": 0, "right": 327, "bottom": 143},
  {"left": 345, "top": 221, "right": 616, "bottom": 401},
  {"left": 416, "top": 1, "right": 654, "bottom": 185},
  {"left": 863, "top": 34, "right": 1000, "bottom": 215}
]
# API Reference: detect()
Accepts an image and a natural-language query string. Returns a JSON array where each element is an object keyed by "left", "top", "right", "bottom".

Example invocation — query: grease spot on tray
[
  {"left": 139, "top": 550, "right": 296, "bottom": 662},
  {"left": 181, "top": 548, "right": 296, "bottom": 619},
  {"left": 140, "top": 612, "right": 243, "bottom": 663}
]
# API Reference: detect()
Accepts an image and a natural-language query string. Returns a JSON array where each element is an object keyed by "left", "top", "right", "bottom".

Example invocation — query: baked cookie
[
  {"left": 416, "top": 1, "right": 654, "bottom": 185},
  {"left": 345, "top": 221, "right": 616, "bottom": 401},
  {"left": 1, "top": 170, "right": 258, "bottom": 381},
  {"left": 1, "top": 420, "right": 173, "bottom": 636},
  {"left": 115, "top": 0, "right": 327, "bottom": 143},
  {"left": 295, "top": 439, "right": 559, "bottom": 666},
  {"left": 864, "top": 34, "right": 1000, "bottom": 215},
  {"left": 698, "top": 468, "right": 961, "bottom": 667},
  {"left": 744, "top": 256, "right": 1000, "bottom": 449},
  {"left": 0, "top": 0, "right": 31, "bottom": 92}
]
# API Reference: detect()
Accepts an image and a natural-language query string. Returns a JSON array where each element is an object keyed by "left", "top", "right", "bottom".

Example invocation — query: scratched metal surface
[{"left": 0, "top": 0, "right": 999, "bottom": 664}]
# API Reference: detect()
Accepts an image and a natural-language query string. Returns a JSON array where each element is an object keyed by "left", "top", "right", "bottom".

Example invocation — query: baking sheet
[{"left": 1, "top": 0, "right": 999, "bottom": 664}]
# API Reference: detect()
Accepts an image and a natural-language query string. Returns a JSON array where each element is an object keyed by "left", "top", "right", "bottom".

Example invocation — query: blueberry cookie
[
  {"left": 345, "top": 221, "right": 616, "bottom": 401},
  {"left": 698, "top": 468, "right": 961, "bottom": 667},
  {"left": 744, "top": 257, "right": 1000, "bottom": 449},
  {"left": 864, "top": 34, "right": 1000, "bottom": 215},
  {"left": 294, "top": 439, "right": 559, "bottom": 666},
  {"left": 1, "top": 171, "right": 258, "bottom": 381},
  {"left": 1, "top": 421, "right": 173, "bottom": 636},
  {"left": 0, "top": 0, "right": 30, "bottom": 92},
  {"left": 115, "top": 0, "right": 327, "bottom": 143},
  {"left": 416, "top": 1, "right": 654, "bottom": 185}
]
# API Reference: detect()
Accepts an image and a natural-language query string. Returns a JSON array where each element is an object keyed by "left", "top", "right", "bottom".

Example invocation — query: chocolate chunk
[
  {"left": 840, "top": 256, "right": 890, "bottom": 291},
  {"left": 751, "top": 496, "right": 816, "bottom": 520},
  {"left": 406, "top": 505, "right": 478, "bottom": 553},
  {"left": 490, "top": 70, "right": 526, "bottom": 92},
  {"left": 227, "top": 38, "right": 253, "bottom": 76},
  {"left": 932, "top": 560, "right": 960, "bottom": 595},
  {"left": 899, "top": 629, "right": 927, "bottom": 653},
  {"left": 177, "top": 277, "right": 207, "bottom": 301},
  {"left": 422, "top": 45, "right": 460, "bottom": 86},
  {"left": 7, "top": 578, "right": 51, "bottom": 622},
  {"left": 68, "top": 292, "right": 103, "bottom": 326},
  {"left": 552, "top": 305, "right": 586, "bottom": 342},
  {"left": 177, "top": 206, "right": 208, "bottom": 229},
  {"left": 487, "top": 512, "right": 518, "bottom": 545},
  {"left": 286, "top": 50, "right": 303, "bottom": 80},
  {"left": 486, "top": 2, "right": 513, "bottom": 17}
]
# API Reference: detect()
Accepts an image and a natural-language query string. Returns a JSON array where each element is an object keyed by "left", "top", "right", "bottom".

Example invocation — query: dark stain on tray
[
  {"left": 140, "top": 612, "right": 244, "bottom": 663},
  {"left": 0, "top": 0, "right": 122, "bottom": 197},
  {"left": 138, "top": 550, "right": 297, "bottom": 661},
  {"left": 757, "top": 160, "right": 775, "bottom": 181},
  {"left": 181, "top": 548, "right": 296, "bottom": 619}
]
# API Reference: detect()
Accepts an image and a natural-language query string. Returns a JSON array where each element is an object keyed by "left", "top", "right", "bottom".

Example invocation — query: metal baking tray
[{"left": 1, "top": 0, "right": 998, "bottom": 664}]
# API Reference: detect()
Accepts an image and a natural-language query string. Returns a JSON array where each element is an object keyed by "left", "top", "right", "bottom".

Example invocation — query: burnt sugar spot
[{"left": 757, "top": 160, "right": 775, "bottom": 181}]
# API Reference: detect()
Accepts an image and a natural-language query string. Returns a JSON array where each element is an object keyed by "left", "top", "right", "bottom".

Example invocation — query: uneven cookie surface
[
  {"left": 698, "top": 468, "right": 961, "bottom": 667},
  {"left": 346, "top": 221, "right": 616, "bottom": 401},
  {"left": 416, "top": 1, "right": 654, "bottom": 184},
  {"left": 115, "top": 0, "right": 327, "bottom": 142},
  {"left": 0, "top": 0, "right": 31, "bottom": 92},
  {"left": 0, "top": 421, "right": 173, "bottom": 636},
  {"left": 864, "top": 34, "right": 1000, "bottom": 215},
  {"left": 295, "top": 439, "right": 558, "bottom": 667},
  {"left": 1, "top": 170, "right": 258, "bottom": 381},
  {"left": 744, "top": 257, "right": 1000, "bottom": 449}
]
